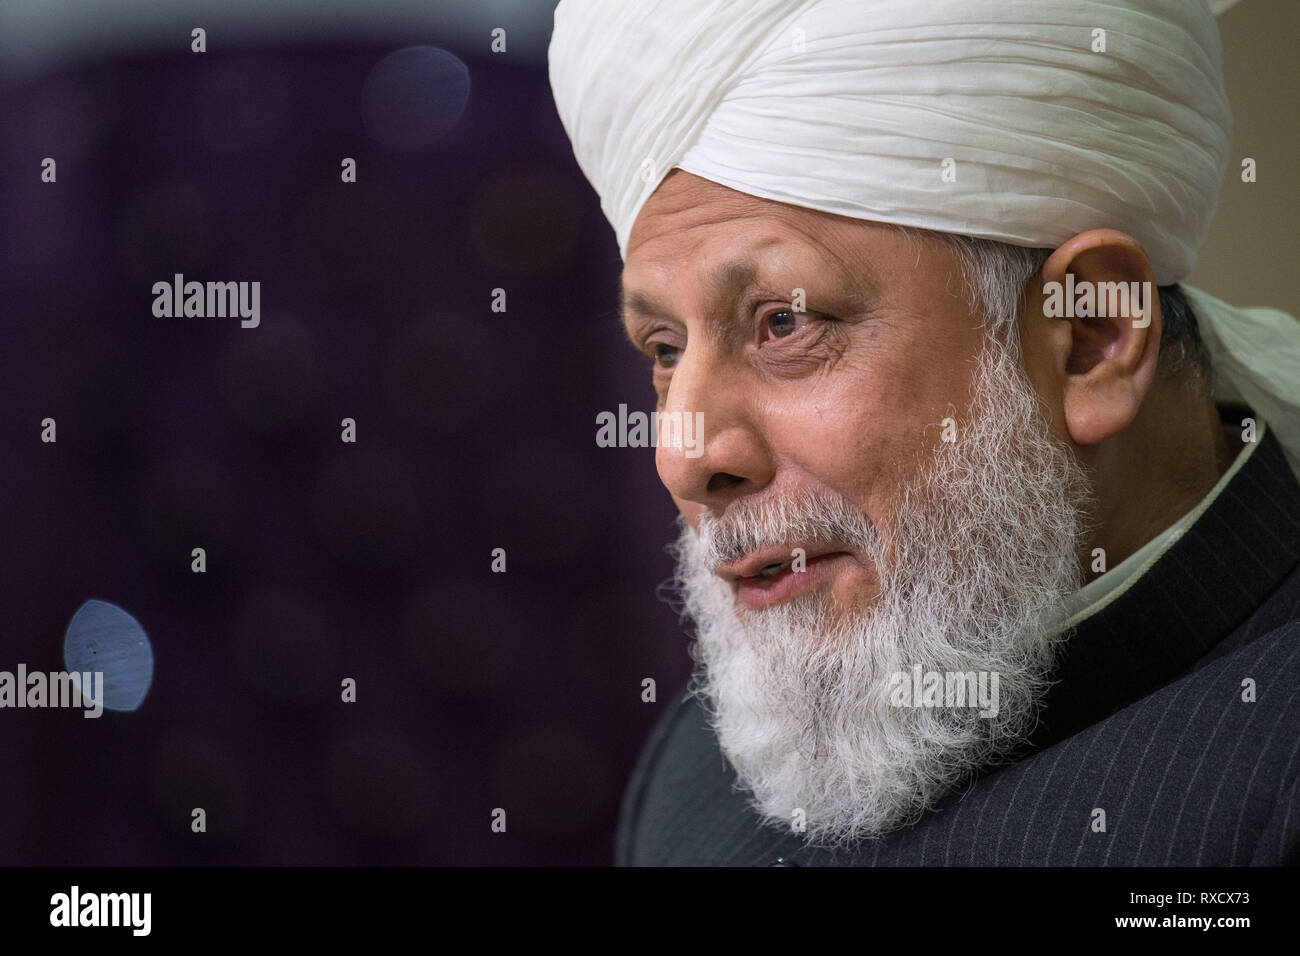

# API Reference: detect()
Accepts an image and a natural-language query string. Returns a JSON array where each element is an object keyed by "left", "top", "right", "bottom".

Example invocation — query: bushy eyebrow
[
  {"left": 619, "top": 260, "right": 760, "bottom": 332},
  {"left": 618, "top": 245, "right": 874, "bottom": 340}
]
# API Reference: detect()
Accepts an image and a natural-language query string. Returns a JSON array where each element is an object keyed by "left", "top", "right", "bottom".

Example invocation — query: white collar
[{"left": 1062, "top": 416, "right": 1264, "bottom": 629}]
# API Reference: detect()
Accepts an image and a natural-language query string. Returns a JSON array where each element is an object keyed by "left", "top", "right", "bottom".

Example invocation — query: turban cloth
[{"left": 549, "top": 0, "right": 1300, "bottom": 479}]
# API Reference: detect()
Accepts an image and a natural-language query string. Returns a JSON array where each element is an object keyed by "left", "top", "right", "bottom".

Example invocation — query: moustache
[{"left": 694, "top": 487, "right": 884, "bottom": 571}]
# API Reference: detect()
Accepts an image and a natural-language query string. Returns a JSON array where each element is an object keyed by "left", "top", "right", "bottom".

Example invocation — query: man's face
[
  {"left": 619, "top": 169, "right": 1092, "bottom": 845},
  {"left": 621, "top": 170, "right": 991, "bottom": 618}
]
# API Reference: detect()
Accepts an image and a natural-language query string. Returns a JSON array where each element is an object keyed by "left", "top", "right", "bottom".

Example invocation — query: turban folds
[{"left": 549, "top": 0, "right": 1300, "bottom": 476}]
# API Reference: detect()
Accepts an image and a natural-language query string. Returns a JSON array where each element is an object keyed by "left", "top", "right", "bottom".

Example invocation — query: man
[{"left": 549, "top": 0, "right": 1300, "bottom": 865}]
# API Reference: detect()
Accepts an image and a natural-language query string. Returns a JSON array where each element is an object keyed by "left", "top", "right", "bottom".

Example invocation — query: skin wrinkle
[{"left": 617, "top": 168, "right": 1237, "bottom": 845}]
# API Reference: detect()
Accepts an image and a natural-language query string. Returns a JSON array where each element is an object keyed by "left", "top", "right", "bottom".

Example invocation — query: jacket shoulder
[{"left": 614, "top": 681, "right": 700, "bottom": 866}]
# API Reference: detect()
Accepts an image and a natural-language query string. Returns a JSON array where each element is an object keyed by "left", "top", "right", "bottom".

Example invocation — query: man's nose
[{"left": 655, "top": 346, "right": 774, "bottom": 511}]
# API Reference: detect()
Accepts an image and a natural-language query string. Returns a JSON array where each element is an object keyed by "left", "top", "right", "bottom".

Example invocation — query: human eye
[
  {"left": 651, "top": 341, "right": 683, "bottom": 369},
  {"left": 758, "top": 306, "right": 828, "bottom": 344}
]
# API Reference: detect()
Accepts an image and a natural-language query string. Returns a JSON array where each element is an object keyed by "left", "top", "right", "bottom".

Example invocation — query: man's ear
[{"left": 1038, "top": 229, "right": 1161, "bottom": 446}]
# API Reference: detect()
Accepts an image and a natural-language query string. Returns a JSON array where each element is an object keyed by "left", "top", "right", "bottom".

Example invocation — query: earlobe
[
  {"left": 1040, "top": 230, "right": 1161, "bottom": 447},
  {"left": 1063, "top": 374, "right": 1147, "bottom": 446}
]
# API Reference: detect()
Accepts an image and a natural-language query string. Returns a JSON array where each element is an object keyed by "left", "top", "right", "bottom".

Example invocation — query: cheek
[
  {"left": 758, "top": 346, "right": 963, "bottom": 511},
  {"left": 760, "top": 375, "right": 911, "bottom": 504},
  {"left": 1018, "top": 327, "right": 1071, "bottom": 441}
]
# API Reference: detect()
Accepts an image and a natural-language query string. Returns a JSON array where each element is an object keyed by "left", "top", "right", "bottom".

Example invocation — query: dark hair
[{"left": 1155, "top": 283, "right": 1212, "bottom": 385}]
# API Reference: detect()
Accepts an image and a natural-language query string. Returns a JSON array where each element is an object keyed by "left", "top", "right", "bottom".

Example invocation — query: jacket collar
[{"left": 1026, "top": 424, "right": 1300, "bottom": 749}]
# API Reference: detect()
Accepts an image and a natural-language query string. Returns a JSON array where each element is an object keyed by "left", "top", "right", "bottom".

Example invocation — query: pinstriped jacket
[{"left": 616, "top": 429, "right": 1300, "bottom": 866}]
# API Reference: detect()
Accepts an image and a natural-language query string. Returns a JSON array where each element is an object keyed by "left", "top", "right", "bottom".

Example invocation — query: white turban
[{"left": 549, "top": 0, "right": 1300, "bottom": 479}]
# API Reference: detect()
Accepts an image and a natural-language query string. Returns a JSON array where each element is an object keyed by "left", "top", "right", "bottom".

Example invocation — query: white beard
[{"left": 668, "top": 336, "right": 1093, "bottom": 849}]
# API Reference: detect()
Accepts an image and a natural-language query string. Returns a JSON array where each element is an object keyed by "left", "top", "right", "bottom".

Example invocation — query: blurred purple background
[{"left": 0, "top": 5, "right": 690, "bottom": 865}]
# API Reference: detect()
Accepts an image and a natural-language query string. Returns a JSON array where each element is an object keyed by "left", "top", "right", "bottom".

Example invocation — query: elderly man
[{"left": 550, "top": 0, "right": 1300, "bottom": 865}]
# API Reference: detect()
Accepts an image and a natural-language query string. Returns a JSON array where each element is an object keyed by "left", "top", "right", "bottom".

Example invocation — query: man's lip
[
  {"left": 716, "top": 546, "right": 852, "bottom": 582},
  {"left": 733, "top": 552, "right": 857, "bottom": 611}
]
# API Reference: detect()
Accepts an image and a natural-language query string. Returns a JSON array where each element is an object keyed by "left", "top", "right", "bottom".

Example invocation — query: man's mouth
[{"left": 719, "top": 549, "right": 855, "bottom": 610}]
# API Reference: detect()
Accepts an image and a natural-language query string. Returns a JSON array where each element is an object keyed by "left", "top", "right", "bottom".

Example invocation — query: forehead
[
  {"left": 620, "top": 171, "right": 945, "bottom": 323},
  {"left": 626, "top": 170, "right": 861, "bottom": 267},
  {"left": 623, "top": 171, "right": 886, "bottom": 300}
]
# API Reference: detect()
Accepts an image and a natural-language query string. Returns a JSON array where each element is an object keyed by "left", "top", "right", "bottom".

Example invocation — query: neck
[{"left": 1081, "top": 374, "right": 1235, "bottom": 583}]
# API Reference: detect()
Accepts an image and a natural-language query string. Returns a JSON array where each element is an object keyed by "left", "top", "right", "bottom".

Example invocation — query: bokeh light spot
[
  {"left": 361, "top": 46, "right": 470, "bottom": 149},
  {"left": 62, "top": 599, "right": 154, "bottom": 712}
]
